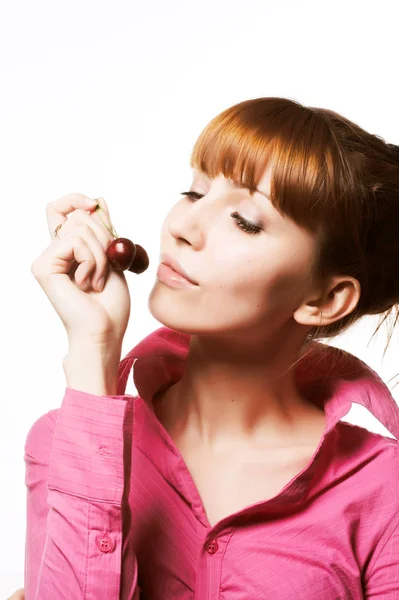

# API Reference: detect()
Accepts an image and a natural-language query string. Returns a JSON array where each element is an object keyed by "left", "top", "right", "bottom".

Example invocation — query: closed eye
[{"left": 180, "top": 191, "right": 263, "bottom": 235}]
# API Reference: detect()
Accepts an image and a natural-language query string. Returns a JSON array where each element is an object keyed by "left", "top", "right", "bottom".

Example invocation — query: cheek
[
  {"left": 203, "top": 251, "right": 272, "bottom": 316},
  {"left": 209, "top": 237, "right": 282, "bottom": 291},
  {"left": 265, "top": 267, "right": 310, "bottom": 315},
  {"left": 213, "top": 252, "right": 306, "bottom": 317},
  {"left": 205, "top": 246, "right": 261, "bottom": 292}
]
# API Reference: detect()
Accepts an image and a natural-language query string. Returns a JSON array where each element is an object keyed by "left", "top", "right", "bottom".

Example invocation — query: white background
[{"left": 1, "top": 0, "right": 399, "bottom": 595}]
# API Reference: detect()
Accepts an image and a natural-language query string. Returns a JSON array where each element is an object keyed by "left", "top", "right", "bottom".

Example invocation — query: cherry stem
[{"left": 94, "top": 201, "right": 119, "bottom": 239}]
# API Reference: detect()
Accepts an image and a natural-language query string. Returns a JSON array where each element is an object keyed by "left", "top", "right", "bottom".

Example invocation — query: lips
[{"left": 159, "top": 252, "right": 198, "bottom": 285}]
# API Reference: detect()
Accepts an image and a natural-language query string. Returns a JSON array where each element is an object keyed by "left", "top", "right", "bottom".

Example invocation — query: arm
[
  {"left": 363, "top": 518, "right": 399, "bottom": 598},
  {"left": 24, "top": 346, "right": 140, "bottom": 600}
]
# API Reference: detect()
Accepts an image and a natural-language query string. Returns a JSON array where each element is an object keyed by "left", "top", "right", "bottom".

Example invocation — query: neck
[{"left": 154, "top": 327, "right": 321, "bottom": 450}]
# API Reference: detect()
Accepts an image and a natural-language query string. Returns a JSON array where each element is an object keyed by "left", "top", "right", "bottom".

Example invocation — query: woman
[{"left": 16, "top": 97, "right": 399, "bottom": 599}]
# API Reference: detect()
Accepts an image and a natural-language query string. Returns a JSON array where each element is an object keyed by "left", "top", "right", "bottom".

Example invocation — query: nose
[{"left": 168, "top": 194, "right": 216, "bottom": 249}]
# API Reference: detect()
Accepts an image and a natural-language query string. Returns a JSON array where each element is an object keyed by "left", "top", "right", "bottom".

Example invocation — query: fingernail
[{"left": 97, "top": 276, "right": 105, "bottom": 292}]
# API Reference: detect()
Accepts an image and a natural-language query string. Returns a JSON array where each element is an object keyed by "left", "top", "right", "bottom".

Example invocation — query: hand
[
  {"left": 7, "top": 588, "right": 24, "bottom": 600},
  {"left": 31, "top": 194, "right": 131, "bottom": 346}
]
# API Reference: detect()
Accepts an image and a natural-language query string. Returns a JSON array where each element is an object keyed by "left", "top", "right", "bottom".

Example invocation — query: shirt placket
[{"left": 194, "top": 529, "right": 234, "bottom": 599}]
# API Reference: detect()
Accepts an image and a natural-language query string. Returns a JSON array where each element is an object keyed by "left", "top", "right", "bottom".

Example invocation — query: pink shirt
[{"left": 24, "top": 326, "right": 399, "bottom": 599}]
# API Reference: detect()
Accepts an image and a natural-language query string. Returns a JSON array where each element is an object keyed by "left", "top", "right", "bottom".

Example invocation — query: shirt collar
[{"left": 117, "top": 326, "right": 399, "bottom": 440}]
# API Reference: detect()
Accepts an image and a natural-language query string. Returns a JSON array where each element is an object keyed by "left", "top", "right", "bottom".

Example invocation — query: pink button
[
  {"left": 96, "top": 533, "right": 115, "bottom": 553},
  {"left": 206, "top": 539, "right": 219, "bottom": 554}
]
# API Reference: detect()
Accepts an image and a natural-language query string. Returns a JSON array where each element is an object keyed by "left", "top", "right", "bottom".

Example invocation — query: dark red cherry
[
  {"left": 128, "top": 244, "right": 149, "bottom": 274},
  {"left": 106, "top": 238, "right": 136, "bottom": 271}
]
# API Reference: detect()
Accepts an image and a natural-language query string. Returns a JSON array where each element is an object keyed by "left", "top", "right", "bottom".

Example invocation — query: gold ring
[{"left": 54, "top": 223, "right": 63, "bottom": 238}]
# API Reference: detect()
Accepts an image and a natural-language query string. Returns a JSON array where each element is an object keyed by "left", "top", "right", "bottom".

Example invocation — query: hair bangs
[{"left": 189, "top": 97, "right": 342, "bottom": 235}]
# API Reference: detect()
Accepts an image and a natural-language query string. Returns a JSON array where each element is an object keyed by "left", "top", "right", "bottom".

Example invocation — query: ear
[{"left": 293, "top": 275, "right": 361, "bottom": 329}]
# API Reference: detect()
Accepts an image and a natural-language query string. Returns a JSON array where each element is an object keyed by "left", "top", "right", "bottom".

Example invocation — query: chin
[
  {"left": 147, "top": 283, "right": 198, "bottom": 335},
  {"left": 147, "top": 284, "right": 220, "bottom": 336},
  {"left": 147, "top": 280, "right": 247, "bottom": 337}
]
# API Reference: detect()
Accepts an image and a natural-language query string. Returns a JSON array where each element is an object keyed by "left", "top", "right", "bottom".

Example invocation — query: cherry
[
  {"left": 106, "top": 238, "right": 136, "bottom": 271},
  {"left": 94, "top": 201, "right": 149, "bottom": 274},
  {"left": 128, "top": 244, "right": 149, "bottom": 274}
]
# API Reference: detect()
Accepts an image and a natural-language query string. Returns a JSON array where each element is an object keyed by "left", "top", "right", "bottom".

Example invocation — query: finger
[
  {"left": 91, "top": 197, "right": 117, "bottom": 239},
  {"left": 94, "top": 196, "right": 110, "bottom": 218},
  {"left": 64, "top": 226, "right": 108, "bottom": 292},
  {"left": 7, "top": 589, "right": 25, "bottom": 600},
  {"left": 59, "top": 209, "right": 115, "bottom": 253},
  {"left": 54, "top": 233, "right": 97, "bottom": 292},
  {"left": 74, "top": 224, "right": 109, "bottom": 291},
  {"left": 46, "top": 193, "right": 98, "bottom": 241}
]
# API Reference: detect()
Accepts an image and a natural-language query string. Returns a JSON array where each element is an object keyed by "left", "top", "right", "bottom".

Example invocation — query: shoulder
[
  {"left": 337, "top": 419, "right": 399, "bottom": 450},
  {"left": 336, "top": 420, "right": 399, "bottom": 485}
]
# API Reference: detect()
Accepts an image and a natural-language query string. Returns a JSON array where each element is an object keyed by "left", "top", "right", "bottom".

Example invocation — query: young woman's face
[{"left": 148, "top": 163, "right": 319, "bottom": 342}]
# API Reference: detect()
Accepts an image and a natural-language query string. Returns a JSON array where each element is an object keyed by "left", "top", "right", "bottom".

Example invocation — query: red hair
[{"left": 189, "top": 97, "right": 399, "bottom": 358}]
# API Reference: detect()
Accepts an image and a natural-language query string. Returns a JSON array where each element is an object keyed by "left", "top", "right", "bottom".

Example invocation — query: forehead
[{"left": 192, "top": 164, "right": 273, "bottom": 198}]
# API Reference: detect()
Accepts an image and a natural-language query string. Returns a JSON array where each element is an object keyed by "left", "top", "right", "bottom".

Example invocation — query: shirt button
[
  {"left": 206, "top": 539, "right": 219, "bottom": 554},
  {"left": 96, "top": 533, "right": 115, "bottom": 553}
]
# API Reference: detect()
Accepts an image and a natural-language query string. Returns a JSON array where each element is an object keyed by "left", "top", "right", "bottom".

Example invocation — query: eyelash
[{"left": 180, "top": 191, "right": 263, "bottom": 235}]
